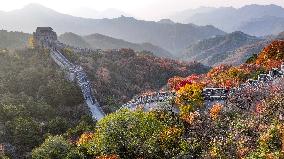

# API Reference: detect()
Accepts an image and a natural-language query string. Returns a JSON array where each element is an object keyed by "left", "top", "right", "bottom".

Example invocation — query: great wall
[
  {"left": 33, "top": 27, "right": 105, "bottom": 121},
  {"left": 33, "top": 27, "right": 284, "bottom": 121}
]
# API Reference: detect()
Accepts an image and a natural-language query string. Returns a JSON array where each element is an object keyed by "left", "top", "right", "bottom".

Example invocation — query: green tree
[
  {"left": 6, "top": 117, "right": 42, "bottom": 156},
  {"left": 81, "top": 109, "right": 165, "bottom": 158},
  {"left": 46, "top": 117, "right": 69, "bottom": 135},
  {"left": 32, "top": 136, "right": 84, "bottom": 159},
  {"left": 80, "top": 109, "right": 188, "bottom": 159}
]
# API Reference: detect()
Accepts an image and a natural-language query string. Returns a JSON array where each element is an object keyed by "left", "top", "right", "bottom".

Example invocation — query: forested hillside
[
  {"left": 60, "top": 48, "right": 210, "bottom": 112},
  {"left": 0, "top": 48, "right": 90, "bottom": 158},
  {"left": 0, "top": 30, "right": 30, "bottom": 49},
  {"left": 0, "top": 46, "right": 210, "bottom": 158}
]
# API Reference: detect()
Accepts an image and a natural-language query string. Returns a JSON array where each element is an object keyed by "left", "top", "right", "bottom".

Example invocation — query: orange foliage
[
  {"left": 77, "top": 132, "right": 94, "bottom": 146},
  {"left": 207, "top": 65, "right": 231, "bottom": 78},
  {"left": 255, "top": 40, "right": 284, "bottom": 69},
  {"left": 180, "top": 111, "right": 200, "bottom": 124},
  {"left": 209, "top": 103, "right": 223, "bottom": 120},
  {"left": 168, "top": 74, "right": 202, "bottom": 91},
  {"left": 255, "top": 102, "right": 266, "bottom": 115}
]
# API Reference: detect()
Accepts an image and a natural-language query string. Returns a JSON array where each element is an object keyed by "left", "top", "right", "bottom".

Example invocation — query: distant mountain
[
  {"left": 221, "top": 30, "right": 284, "bottom": 66},
  {"left": 239, "top": 16, "right": 284, "bottom": 36},
  {"left": 0, "top": 3, "right": 225, "bottom": 54},
  {"left": 277, "top": 31, "right": 284, "bottom": 39},
  {"left": 171, "top": 4, "right": 284, "bottom": 36},
  {"left": 59, "top": 32, "right": 173, "bottom": 58},
  {"left": 59, "top": 32, "right": 91, "bottom": 48},
  {"left": 67, "top": 7, "right": 130, "bottom": 19},
  {"left": 157, "top": 19, "right": 175, "bottom": 24},
  {"left": 170, "top": 7, "right": 216, "bottom": 23},
  {"left": 182, "top": 31, "right": 265, "bottom": 66}
]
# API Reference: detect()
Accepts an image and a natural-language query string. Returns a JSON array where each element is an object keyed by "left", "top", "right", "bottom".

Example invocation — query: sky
[{"left": 0, "top": 0, "right": 284, "bottom": 20}]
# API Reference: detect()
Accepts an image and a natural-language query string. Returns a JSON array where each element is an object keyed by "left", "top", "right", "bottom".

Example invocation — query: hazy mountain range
[
  {"left": 66, "top": 7, "right": 130, "bottom": 19},
  {"left": 0, "top": 3, "right": 225, "bottom": 54},
  {"left": 171, "top": 4, "right": 284, "bottom": 36},
  {"left": 59, "top": 32, "right": 173, "bottom": 58}
]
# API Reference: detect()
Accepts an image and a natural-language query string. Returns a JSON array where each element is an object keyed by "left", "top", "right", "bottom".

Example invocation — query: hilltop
[{"left": 59, "top": 32, "right": 173, "bottom": 58}]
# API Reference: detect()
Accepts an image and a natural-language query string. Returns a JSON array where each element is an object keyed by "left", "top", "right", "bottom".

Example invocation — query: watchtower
[{"left": 33, "top": 27, "right": 57, "bottom": 47}]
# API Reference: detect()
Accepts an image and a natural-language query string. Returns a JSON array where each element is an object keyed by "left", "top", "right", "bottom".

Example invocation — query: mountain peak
[
  {"left": 158, "top": 19, "right": 175, "bottom": 24},
  {"left": 114, "top": 15, "right": 137, "bottom": 21},
  {"left": 15, "top": 3, "right": 57, "bottom": 14},
  {"left": 23, "top": 3, "right": 50, "bottom": 10}
]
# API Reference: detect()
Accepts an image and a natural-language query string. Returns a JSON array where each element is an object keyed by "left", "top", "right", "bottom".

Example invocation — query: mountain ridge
[
  {"left": 59, "top": 32, "right": 173, "bottom": 58},
  {"left": 171, "top": 4, "right": 284, "bottom": 36}
]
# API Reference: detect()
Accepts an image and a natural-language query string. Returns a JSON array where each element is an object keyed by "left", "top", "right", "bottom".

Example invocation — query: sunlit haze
[{"left": 0, "top": 0, "right": 284, "bottom": 20}]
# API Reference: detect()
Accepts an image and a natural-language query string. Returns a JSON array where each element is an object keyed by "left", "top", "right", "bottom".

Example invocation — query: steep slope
[
  {"left": 59, "top": 32, "right": 173, "bottom": 58},
  {"left": 182, "top": 31, "right": 264, "bottom": 66},
  {"left": 171, "top": 4, "right": 284, "bottom": 36},
  {"left": 0, "top": 3, "right": 225, "bottom": 54}
]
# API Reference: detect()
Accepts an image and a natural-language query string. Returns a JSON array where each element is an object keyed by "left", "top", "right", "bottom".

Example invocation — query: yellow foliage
[
  {"left": 176, "top": 83, "right": 204, "bottom": 109},
  {"left": 160, "top": 127, "right": 182, "bottom": 141},
  {"left": 181, "top": 111, "right": 200, "bottom": 124},
  {"left": 28, "top": 36, "right": 36, "bottom": 49}
]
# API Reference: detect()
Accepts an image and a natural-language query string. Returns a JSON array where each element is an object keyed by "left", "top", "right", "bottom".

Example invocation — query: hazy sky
[{"left": 0, "top": 0, "right": 284, "bottom": 20}]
